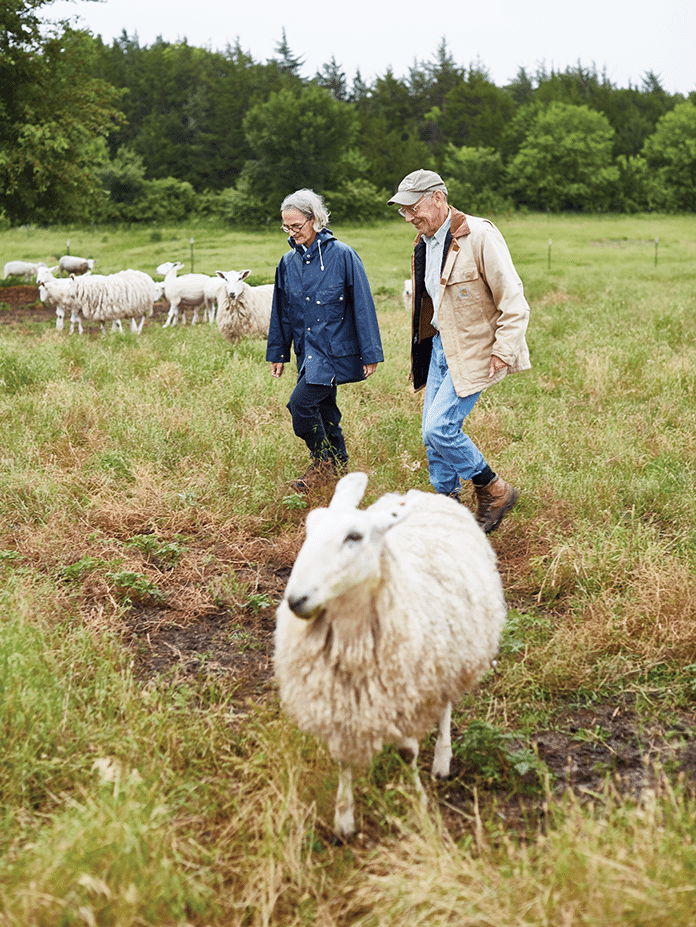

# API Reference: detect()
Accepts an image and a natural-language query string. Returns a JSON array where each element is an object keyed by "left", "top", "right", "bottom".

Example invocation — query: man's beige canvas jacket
[{"left": 410, "top": 208, "right": 531, "bottom": 397}]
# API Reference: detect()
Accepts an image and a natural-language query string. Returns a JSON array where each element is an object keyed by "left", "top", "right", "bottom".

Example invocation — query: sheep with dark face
[{"left": 274, "top": 472, "right": 507, "bottom": 840}]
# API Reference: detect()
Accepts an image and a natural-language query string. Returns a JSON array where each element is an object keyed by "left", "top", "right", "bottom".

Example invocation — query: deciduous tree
[
  {"left": 0, "top": 1, "right": 124, "bottom": 223},
  {"left": 642, "top": 101, "right": 696, "bottom": 211},
  {"left": 507, "top": 102, "right": 618, "bottom": 211}
]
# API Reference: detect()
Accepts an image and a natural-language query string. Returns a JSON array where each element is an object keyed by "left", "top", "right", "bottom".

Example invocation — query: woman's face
[{"left": 282, "top": 208, "right": 317, "bottom": 248}]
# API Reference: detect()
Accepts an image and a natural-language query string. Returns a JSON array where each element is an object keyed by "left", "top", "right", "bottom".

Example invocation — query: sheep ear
[
  {"left": 215, "top": 271, "right": 225, "bottom": 279},
  {"left": 369, "top": 495, "right": 416, "bottom": 533},
  {"left": 329, "top": 472, "right": 368, "bottom": 510},
  {"left": 240, "top": 269, "right": 252, "bottom": 281}
]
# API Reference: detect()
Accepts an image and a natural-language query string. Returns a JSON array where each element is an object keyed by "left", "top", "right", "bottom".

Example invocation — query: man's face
[{"left": 401, "top": 191, "right": 449, "bottom": 238}]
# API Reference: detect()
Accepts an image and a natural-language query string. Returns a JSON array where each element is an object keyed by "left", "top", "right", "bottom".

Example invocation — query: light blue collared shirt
[{"left": 424, "top": 209, "right": 451, "bottom": 331}]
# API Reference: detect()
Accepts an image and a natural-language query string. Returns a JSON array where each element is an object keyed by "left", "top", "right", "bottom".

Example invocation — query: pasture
[{"left": 0, "top": 213, "right": 695, "bottom": 925}]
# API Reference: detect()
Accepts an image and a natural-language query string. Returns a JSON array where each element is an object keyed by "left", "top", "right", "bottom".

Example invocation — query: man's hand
[
  {"left": 488, "top": 356, "right": 509, "bottom": 378},
  {"left": 363, "top": 363, "right": 378, "bottom": 378},
  {"left": 270, "top": 362, "right": 284, "bottom": 378}
]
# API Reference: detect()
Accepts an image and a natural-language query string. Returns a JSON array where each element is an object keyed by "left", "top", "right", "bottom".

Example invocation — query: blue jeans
[{"left": 422, "top": 334, "right": 488, "bottom": 494}]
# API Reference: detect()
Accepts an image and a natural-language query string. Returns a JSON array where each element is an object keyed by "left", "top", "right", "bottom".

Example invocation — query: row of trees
[{"left": 2, "top": 0, "right": 696, "bottom": 227}]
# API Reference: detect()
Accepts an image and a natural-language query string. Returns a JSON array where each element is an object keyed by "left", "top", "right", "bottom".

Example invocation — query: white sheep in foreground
[
  {"left": 214, "top": 269, "right": 274, "bottom": 342},
  {"left": 274, "top": 472, "right": 508, "bottom": 840},
  {"left": 402, "top": 277, "right": 412, "bottom": 311},
  {"left": 4, "top": 260, "right": 57, "bottom": 281},
  {"left": 68, "top": 269, "right": 158, "bottom": 334},
  {"left": 156, "top": 261, "right": 214, "bottom": 326},
  {"left": 36, "top": 264, "right": 81, "bottom": 331},
  {"left": 59, "top": 255, "right": 95, "bottom": 277}
]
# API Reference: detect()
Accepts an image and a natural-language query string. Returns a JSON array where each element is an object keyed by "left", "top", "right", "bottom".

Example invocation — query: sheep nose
[{"left": 288, "top": 594, "right": 308, "bottom": 616}]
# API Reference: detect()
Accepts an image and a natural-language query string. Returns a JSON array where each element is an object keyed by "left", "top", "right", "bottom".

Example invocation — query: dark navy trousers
[{"left": 287, "top": 373, "right": 349, "bottom": 464}]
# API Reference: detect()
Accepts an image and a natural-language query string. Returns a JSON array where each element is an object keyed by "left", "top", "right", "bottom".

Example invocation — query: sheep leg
[
  {"left": 431, "top": 701, "right": 453, "bottom": 779},
  {"left": 398, "top": 737, "right": 428, "bottom": 807},
  {"left": 55, "top": 308, "right": 64, "bottom": 331},
  {"left": 334, "top": 764, "right": 355, "bottom": 841},
  {"left": 191, "top": 306, "right": 200, "bottom": 324},
  {"left": 69, "top": 310, "right": 83, "bottom": 335}
]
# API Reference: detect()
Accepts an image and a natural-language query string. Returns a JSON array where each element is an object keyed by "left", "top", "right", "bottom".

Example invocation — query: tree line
[{"left": 2, "top": 0, "right": 696, "bottom": 227}]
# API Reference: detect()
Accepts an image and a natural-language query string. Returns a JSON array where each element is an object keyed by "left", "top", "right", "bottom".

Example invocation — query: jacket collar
[
  {"left": 289, "top": 226, "right": 335, "bottom": 255},
  {"left": 414, "top": 207, "right": 470, "bottom": 246}
]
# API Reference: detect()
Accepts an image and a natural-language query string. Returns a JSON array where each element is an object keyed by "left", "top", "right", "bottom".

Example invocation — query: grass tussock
[
  {"left": 340, "top": 776, "right": 696, "bottom": 927},
  {"left": 0, "top": 215, "right": 695, "bottom": 924}
]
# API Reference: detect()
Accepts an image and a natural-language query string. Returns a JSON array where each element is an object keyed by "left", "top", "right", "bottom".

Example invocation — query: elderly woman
[{"left": 267, "top": 189, "right": 383, "bottom": 492}]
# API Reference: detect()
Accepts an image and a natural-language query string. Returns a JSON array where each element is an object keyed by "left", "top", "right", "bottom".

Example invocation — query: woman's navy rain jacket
[{"left": 266, "top": 228, "right": 383, "bottom": 385}]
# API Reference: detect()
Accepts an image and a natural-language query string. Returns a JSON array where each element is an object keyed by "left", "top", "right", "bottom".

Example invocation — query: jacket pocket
[
  {"left": 330, "top": 339, "right": 359, "bottom": 357},
  {"left": 314, "top": 285, "right": 346, "bottom": 319},
  {"left": 449, "top": 265, "right": 480, "bottom": 304}
]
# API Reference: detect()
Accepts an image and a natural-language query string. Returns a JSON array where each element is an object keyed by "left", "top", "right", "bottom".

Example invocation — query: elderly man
[{"left": 388, "top": 169, "right": 531, "bottom": 533}]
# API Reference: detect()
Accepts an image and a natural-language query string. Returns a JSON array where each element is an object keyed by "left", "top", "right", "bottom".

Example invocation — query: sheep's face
[
  {"left": 216, "top": 269, "right": 251, "bottom": 300},
  {"left": 156, "top": 261, "right": 183, "bottom": 277},
  {"left": 284, "top": 508, "right": 387, "bottom": 620}
]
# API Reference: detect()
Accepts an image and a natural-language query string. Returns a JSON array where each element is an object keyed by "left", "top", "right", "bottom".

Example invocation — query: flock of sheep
[
  {"left": 2, "top": 256, "right": 273, "bottom": 341},
  {"left": 4, "top": 253, "right": 510, "bottom": 843}
]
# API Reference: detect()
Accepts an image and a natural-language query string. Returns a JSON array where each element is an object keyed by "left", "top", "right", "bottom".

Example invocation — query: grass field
[{"left": 0, "top": 213, "right": 695, "bottom": 925}]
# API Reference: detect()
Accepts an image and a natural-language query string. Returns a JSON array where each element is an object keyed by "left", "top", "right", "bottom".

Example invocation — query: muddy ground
[{"left": 2, "top": 283, "right": 695, "bottom": 840}]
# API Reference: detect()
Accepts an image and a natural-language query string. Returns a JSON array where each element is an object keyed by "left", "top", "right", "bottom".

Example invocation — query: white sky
[{"left": 46, "top": 0, "right": 695, "bottom": 95}]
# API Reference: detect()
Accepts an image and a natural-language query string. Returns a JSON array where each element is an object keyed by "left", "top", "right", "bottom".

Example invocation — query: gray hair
[{"left": 281, "top": 188, "right": 330, "bottom": 231}]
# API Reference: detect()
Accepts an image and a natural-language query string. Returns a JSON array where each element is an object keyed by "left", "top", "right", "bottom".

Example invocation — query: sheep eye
[{"left": 344, "top": 531, "right": 363, "bottom": 545}]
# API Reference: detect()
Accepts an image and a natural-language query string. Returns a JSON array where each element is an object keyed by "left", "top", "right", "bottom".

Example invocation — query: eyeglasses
[
  {"left": 281, "top": 217, "right": 311, "bottom": 235},
  {"left": 398, "top": 192, "right": 434, "bottom": 219}
]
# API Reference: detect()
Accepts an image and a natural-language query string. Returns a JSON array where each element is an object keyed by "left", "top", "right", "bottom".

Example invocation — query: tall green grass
[{"left": 0, "top": 214, "right": 695, "bottom": 925}]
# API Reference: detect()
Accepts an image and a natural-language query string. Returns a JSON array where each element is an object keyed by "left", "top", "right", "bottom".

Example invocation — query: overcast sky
[{"left": 46, "top": 0, "right": 695, "bottom": 95}]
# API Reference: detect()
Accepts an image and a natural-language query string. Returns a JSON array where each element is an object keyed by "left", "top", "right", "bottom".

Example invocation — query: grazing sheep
[
  {"left": 155, "top": 261, "right": 213, "bottom": 326},
  {"left": 59, "top": 255, "right": 95, "bottom": 277},
  {"left": 274, "top": 472, "right": 508, "bottom": 840},
  {"left": 214, "top": 269, "right": 274, "bottom": 342},
  {"left": 402, "top": 277, "right": 412, "bottom": 311},
  {"left": 4, "top": 260, "right": 57, "bottom": 282},
  {"left": 68, "top": 269, "right": 158, "bottom": 334}
]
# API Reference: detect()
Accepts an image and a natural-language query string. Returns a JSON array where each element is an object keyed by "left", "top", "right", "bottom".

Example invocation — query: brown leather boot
[
  {"left": 288, "top": 458, "right": 338, "bottom": 494},
  {"left": 472, "top": 477, "right": 519, "bottom": 533}
]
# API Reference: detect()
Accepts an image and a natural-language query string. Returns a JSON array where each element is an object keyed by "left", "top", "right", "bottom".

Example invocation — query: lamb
[
  {"left": 58, "top": 255, "right": 95, "bottom": 277},
  {"left": 4, "top": 260, "right": 57, "bottom": 282},
  {"left": 37, "top": 264, "right": 81, "bottom": 331},
  {"left": 274, "top": 471, "right": 508, "bottom": 840},
  {"left": 68, "top": 269, "right": 159, "bottom": 334},
  {"left": 156, "top": 261, "right": 213, "bottom": 326},
  {"left": 402, "top": 277, "right": 412, "bottom": 311},
  {"left": 214, "top": 269, "right": 274, "bottom": 342}
]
